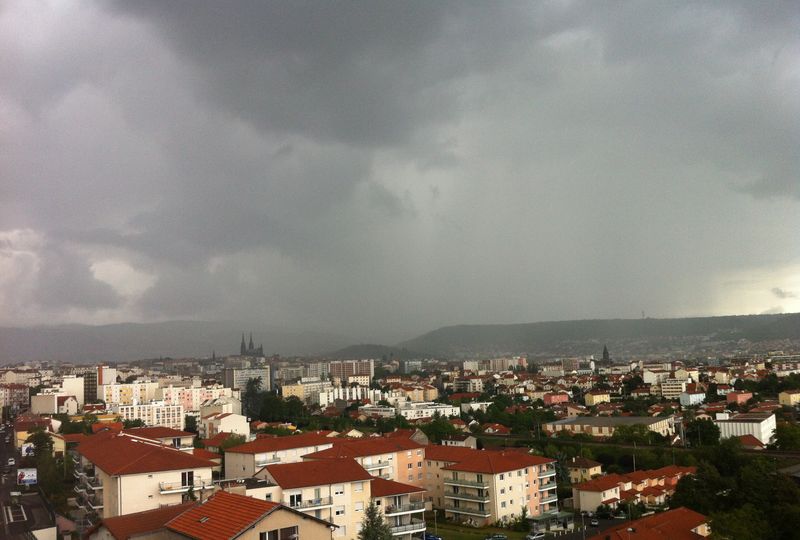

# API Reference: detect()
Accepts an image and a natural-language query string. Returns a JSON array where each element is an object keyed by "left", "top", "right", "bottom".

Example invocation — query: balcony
[
  {"left": 87, "top": 476, "right": 103, "bottom": 490},
  {"left": 538, "top": 467, "right": 557, "bottom": 479},
  {"left": 289, "top": 497, "right": 333, "bottom": 510},
  {"left": 539, "top": 480, "right": 556, "bottom": 491},
  {"left": 444, "top": 491, "right": 491, "bottom": 503},
  {"left": 444, "top": 505, "right": 491, "bottom": 518},
  {"left": 384, "top": 502, "right": 425, "bottom": 516},
  {"left": 87, "top": 495, "right": 104, "bottom": 511},
  {"left": 389, "top": 519, "right": 426, "bottom": 535},
  {"left": 255, "top": 456, "right": 281, "bottom": 467},
  {"left": 363, "top": 460, "right": 392, "bottom": 471},
  {"left": 443, "top": 477, "right": 490, "bottom": 489},
  {"left": 158, "top": 480, "right": 214, "bottom": 494},
  {"left": 540, "top": 494, "right": 558, "bottom": 505},
  {"left": 74, "top": 485, "right": 87, "bottom": 496}
]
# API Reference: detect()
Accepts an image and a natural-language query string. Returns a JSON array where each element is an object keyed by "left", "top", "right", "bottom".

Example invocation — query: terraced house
[{"left": 424, "top": 446, "right": 558, "bottom": 527}]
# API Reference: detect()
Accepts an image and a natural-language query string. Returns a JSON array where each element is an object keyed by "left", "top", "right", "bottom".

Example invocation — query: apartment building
[
  {"left": 89, "top": 491, "right": 335, "bottom": 540},
  {"left": 371, "top": 477, "right": 426, "bottom": 540},
  {"left": 224, "top": 432, "right": 336, "bottom": 477},
  {"left": 302, "top": 436, "right": 427, "bottom": 487},
  {"left": 329, "top": 359, "right": 374, "bottom": 381},
  {"left": 281, "top": 378, "right": 334, "bottom": 403},
  {"left": 259, "top": 458, "right": 373, "bottom": 539},
  {"left": 713, "top": 412, "right": 776, "bottom": 445},
  {"left": 74, "top": 432, "right": 216, "bottom": 521},
  {"left": 660, "top": 378, "right": 687, "bottom": 399},
  {"left": 113, "top": 401, "right": 185, "bottom": 430},
  {"left": 159, "top": 384, "right": 235, "bottom": 413},
  {"left": 424, "top": 446, "right": 557, "bottom": 527},
  {"left": 222, "top": 367, "right": 270, "bottom": 392},
  {"left": 680, "top": 391, "right": 706, "bottom": 407},
  {"left": 99, "top": 381, "right": 160, "bottom": 405}
]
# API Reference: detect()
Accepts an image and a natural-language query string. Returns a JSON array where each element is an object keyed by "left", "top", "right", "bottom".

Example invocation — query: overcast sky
[{"left": 1, "top": 1, "right": 798, "bottom": 343}]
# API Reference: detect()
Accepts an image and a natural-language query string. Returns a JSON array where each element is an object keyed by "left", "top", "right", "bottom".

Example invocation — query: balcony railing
[
  {"left": 389, "top": 519, "right": 426, "bottom": 535},
  {"left": 289, "top": 497, "right": 333, "bottom": 510},
  {"left": 384, "top": 502, "right": 425, "bottom": 515},
  {"left": 540, "top": 494, "right": 558, "bottom": 504},
  {"left": 539, "top": 481, "right": 556, "bottom": 490},
  {"left": 158, "top": 480, "right": 214, "bottom": 494},
  {"left": 444, "top": 505, "right": 491, "bottom": 517},
  {"left": 443, "top": 477, "right": 490, "bottom": 488},
  {"left": 74, "top": 485, "right": 87, "bottom": 496},
  {"left": 538, "top": 467, "right": 557, "bottom": 479},
  {"left": 87, "top": 476, "right": 103, "bottom": 490},
  {"left": 443, "top": 491, "right": 491, "bottom": 503},
  {"left": 255, "top": 456, "right": 281, "bottom": 467},
  {"left": 87, "top": 495, "right": 104, "bottom": 510},
  {"left": 363, "top": 460, "right": 392, "bottom": 470}
]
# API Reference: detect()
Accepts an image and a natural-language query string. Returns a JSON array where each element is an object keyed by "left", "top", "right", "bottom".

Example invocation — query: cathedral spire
[
  {"left": 248, "top": 333, "right": 254, "bottom": 350},
  {"left": 240, "top": 333, "right": 246, "bottom": 356}
]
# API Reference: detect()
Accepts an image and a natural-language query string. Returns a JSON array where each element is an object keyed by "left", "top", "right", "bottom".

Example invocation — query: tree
[
  {"left": 219, "top": 434, "right": 246, "bottom": 452},
  {"left": 358, "top": 500, "right": 392, "bottom": 540},
  {"left": 773, "top": 422, "right": 800, "bottom": 450},
  {"left": 685, "top": 418, "right": 720, "bottom": 447},
  {"left": 185, "top": 415, "right": 198, "bottom": 433},
  {"left": 26, "top": 428, "right": 54, "bottom": 460},
  {"left": 123, "top": 418, "right": 146, "bottom": 429},
  {"left": 244, "top": 376, "right": 264, "bottom": 418}
]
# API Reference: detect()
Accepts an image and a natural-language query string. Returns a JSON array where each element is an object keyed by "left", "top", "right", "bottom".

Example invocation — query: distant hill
[
  {"left": 398, "top": 313, "right": 800, "bottom": 356},
  {"left": 325, "top": 344, "right": 431, "bottom": 360},
  {"left": 0, "top": 321, "right": 352, "bottom": 365}
]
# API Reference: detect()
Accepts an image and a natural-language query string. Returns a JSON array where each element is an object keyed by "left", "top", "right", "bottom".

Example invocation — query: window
[
  {"left": 334, "top": 485, "right": 344, "bottom": 496},
  {"left": 417, "top": 449, "right": 423, "bottom": 456},
  {"left": 260, "top": 526, "right": 298, "bottom": 540},
  {"left": 500, "top": 488, "right": 505, "bottom": 494},
  {"left": 418, "top": 473, "right": 423, "bottom": 479},
  {"left": 355, "top": 501, "right": 364, "bottom": 512},
  {"left": 408, "top": 475, "right": 413, "bottom": 481},
  {"left": 181, "top": 471, "right": 194, "bottom": 487},
  {"left": 407, "top": 463, "right": 413, "bottom": 469},
  {"left": 417, "top": 461, "right": 422, "bottom": 468},
  {"left": 407, "top": 451, "right": 412, "bottom": 457},
  {"left": 501, "top": 501, "right": 506, "bottom": 508},
  {"left": 335, "top": 506, "right": 345, "bottom": 516},
  {"left": 499, "top": 474, "right": 504, "bottom": 480},
  {"left": 354, "top": 482, "right": 364, "bottom": 492},
  {"left": 517, "top": 470, "right": 522, "bottom": 476},
  {"left": 289, "top": 493, "right": 303, "bottom": 507}
]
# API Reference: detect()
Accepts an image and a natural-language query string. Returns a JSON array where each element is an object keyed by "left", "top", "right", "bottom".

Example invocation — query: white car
[{"left": 7, "top": 457, "right": 15, "bottom": 466}]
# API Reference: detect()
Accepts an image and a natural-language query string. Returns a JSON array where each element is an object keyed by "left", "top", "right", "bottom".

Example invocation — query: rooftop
[
  {"left": 225, "top": 431, "right": 334, "bottom": 454},
  {"left": 95, "top": 502, "right": 195, "bottom": 539},
  {"left": 166, "top": 491, "right": 280, "bottom": 540},
  {"left": 548, "top": 416, "right": 669, "bottom": 427},
  {"left": 77, "top": 433, "right": 215, "bottom": 475},
  {"left": 370, "top": 477, "right": 425, "bottom": 498},
  {"left": 587, "top": 507, "right": 707, "bottom": 540},
  {"left": 263, "top": 458, "right": 373, "bottom": 488}
]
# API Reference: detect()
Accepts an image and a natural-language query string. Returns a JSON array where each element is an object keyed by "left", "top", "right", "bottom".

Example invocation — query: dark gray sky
[{"left": 1, "top": 1, "right": 798, "bottom": 342}]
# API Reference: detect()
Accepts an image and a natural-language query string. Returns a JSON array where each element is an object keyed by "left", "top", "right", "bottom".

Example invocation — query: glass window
[
  {"left": 335, "top": 506, "right": 345, "bottom": 516},
  {"left": 354, "top": 482, "right": 363, "bottom": 492},
  {"left": 334, "top": 485, "right": 344, "bottom": 496},
  {"left": 355, "top": 501, "right": 364, "bottom": 511}
]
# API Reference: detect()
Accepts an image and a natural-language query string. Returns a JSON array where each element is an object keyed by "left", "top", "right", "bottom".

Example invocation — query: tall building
[
  {"left": 84, "top": 365, "right": 117, "bottom": 404},
  {"left": 329, "top": 359, "right": 374, "bottom": 381},
  {"left": 222, "top": 367, "right": 270, "bottom": 392}
]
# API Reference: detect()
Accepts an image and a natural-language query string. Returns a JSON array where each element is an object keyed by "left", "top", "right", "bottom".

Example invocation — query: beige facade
[
  {"left": 779, "top": 390, "right": 800, "bottom": 407},
  {"left": 585, "top": 392, "right": 611, "bottom": 406}
]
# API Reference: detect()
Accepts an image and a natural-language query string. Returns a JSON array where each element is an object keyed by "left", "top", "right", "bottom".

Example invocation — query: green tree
[
  {"left": 357, "top": 500, "right": 392, "bottom": 540},
  {"left": 773, "top": 422, "right": 800, "bottom": 450},
  {"left": 244, "top": 376, "right": 264, "bottom": 418},
  {"left": 123, "top": 418, "right": 146, "bottom": 429},
  {"left": 710, "top": 504, "right": 771, "bottom": 539},
  {"left": 26, "top": 428, "right": 54, "bottom": 460},
  {"left": 685, "top": 418, "right": 720, "bottom": 447},
  {"left": 185, "top": 415, "right": 198, "bottom": 433},
  {"left": 219, "top": 434, "right": 246, "bottom": 452}
]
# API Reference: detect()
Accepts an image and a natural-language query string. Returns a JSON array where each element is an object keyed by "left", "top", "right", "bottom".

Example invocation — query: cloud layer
[{"left": 1, "top": 1, "right": 798, "bottom": 342}]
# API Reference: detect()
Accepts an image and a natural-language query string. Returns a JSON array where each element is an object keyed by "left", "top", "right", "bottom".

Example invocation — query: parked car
[
  {"left": 484, "top": 535, "right": 508, "bottom": 540},
  {"left": 590, "top": 518, "right": 599, "bottom": 527},
  {"left": 7, "top": 457, "right": 16, "bottom": 466},
  {"left": 423, "top": 534, "right": 443, "bottom": 540}
]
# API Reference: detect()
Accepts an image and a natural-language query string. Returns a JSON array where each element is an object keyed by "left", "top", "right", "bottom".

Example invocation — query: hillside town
[{"left": 2, "top": 339, "right": 800, "bottom": 540}]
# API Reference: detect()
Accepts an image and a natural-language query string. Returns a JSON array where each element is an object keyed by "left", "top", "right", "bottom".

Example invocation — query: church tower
[{"left": 240, "top": 333, "right": 247, "bottom": 356}]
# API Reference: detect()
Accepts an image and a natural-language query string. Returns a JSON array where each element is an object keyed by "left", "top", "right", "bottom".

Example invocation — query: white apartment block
[
  {"left": 714, "top": 412, "right": 776, "bottom": 445},
  {"left": 113, "top": 401, "right": 185, "bottom": 430},
  {"left": 318, "top": 386, "right": 383, "bottom": 408},
  {"left": 224, "top": 432, "right": 336, "bottom": 477},
  {"left": 660, "top": 378, "right": 687, "bottom": 399},
  {"left": 158, "top": 384, "right": 235, "bottom": 412}
]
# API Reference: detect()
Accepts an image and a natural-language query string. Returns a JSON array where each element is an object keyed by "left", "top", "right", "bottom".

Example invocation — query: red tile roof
[
  {"left": 737, "top": 434, "right": 765, "bottom": 448},
  {"left": 98, "top": 501, "right": 196, "bottom": 539},
  {"left": 193, "top": 448, "right": 222, "bottom": 460},
  {"left": 443, "top": 450, "right": 555, "bottom": 475},
  {"left": 302, "top": 437, "right": 422, "bottom": 460},
  {"left": 166, "top": 491, "right": 280, "bottom": 540},
  {"left": 587, "top": 507, "right": 708, "bottom": 540},
  {"left": 574, "top": 474, "right": 626, "bottom": 492},
  {"left": 225, "top": 432, "right": 334, "bottom": 454},
  {"left": 77, "top": 433, "right": 215, "bottom": 475},
  {"left": 124, "top": 426, "right": 194, "bottom": 439},
  {"left": 202, "top": 431, "right": 234, "bottom": 448},
  {"left": 92, "top": 422, "right": 123, "bottom": 434},
  {"left": 264, "top": 458, "right": 373, "bottom": 489},
  {"left": 370, "top": 477, "right": 425, "bottom": 498}
]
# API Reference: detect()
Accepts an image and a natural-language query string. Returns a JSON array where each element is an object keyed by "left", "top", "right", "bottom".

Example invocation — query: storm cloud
[{"left": 1, "top": 1, "right": 798, "bottom": 341}]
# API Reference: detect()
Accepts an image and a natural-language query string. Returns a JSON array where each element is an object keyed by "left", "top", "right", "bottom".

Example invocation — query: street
[
  {"left": 545, "top": 517, "right": 621, "bottom": 540},
  {"left": 0, "top": 421, "right": 19, "bottom": 537}
]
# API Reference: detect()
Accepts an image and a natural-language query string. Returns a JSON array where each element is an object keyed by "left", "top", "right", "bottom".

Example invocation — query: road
[{"left": 0, "top": 421, "right": 19, "bottom": 537}]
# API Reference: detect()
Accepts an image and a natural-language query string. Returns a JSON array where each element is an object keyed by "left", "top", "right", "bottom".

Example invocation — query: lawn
[{"left": 424, "top": 518, "right": 530, "bottom": 540}]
